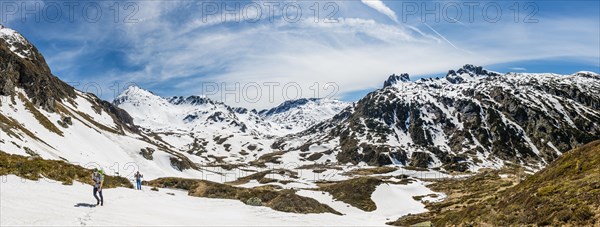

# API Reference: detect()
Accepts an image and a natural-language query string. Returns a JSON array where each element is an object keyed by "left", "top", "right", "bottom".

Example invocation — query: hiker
[
  {"left": 92, "top": 168, "right": 104, "bottom": 206},
  {"left": 134, "top": 171, "right": 143, "bottom": 190}
]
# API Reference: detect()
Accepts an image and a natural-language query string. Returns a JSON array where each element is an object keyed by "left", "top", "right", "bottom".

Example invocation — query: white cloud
[
  {"left": 508, "top": 67, "right": 527, "bottom": 71},
  {"left": 360, "top": 0, "right": 398, "bottom": 22},
  {"left": 113, "top": 17, "right": 493, "bottom": 108},
  {"left": 24, "top": 1, "right": 600, "bottom": 109}
]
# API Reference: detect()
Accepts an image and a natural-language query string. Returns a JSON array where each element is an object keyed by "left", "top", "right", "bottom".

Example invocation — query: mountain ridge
[{"left": 275, "top": 65, "right": 600, "bottom": 171}]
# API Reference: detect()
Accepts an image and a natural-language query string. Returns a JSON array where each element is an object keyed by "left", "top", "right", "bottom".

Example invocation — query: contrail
[
  {"left": 405, "top": 24, "right": 442, "bottom": 43},
  {"left": 423, "top": 22, "right": 459, "bottom": 50},
  {"left": 360, "top": 0, "right": 463, "bottom": 51}
]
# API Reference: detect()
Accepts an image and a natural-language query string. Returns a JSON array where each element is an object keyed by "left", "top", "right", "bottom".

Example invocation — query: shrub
[{"left": 246, "top": 197, "right": 263, "bottom": 206}]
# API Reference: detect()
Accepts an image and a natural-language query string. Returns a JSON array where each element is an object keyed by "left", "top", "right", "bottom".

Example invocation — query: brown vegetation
[
  {"left": 318, "top": 177, "right": 383, "bottom": 211},
  {"left": 389, "top": 140, "right": 600, "bottom": 226},
  {"left": 148, "top": 177, "right": 341, "bottom": 215},
  {"left": 0, "top": 151, "right": 132, "bottom": 188}
]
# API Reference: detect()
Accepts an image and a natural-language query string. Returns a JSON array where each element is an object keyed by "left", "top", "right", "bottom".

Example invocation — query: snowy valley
[{"left": 1, "top": 24, "right": 600, "bottom": 226}]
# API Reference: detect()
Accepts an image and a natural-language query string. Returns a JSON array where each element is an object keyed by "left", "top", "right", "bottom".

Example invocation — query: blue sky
[{"left": 3, "top": 0, "right": 599, "bottom": 109}]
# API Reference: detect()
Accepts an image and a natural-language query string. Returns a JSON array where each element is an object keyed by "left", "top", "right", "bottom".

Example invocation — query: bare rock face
[
  {"left": 57, "top": 116, "right": 73, "bottom": 128},
  {"left": 139, "top": 148, "right": 155, "bottom": 160},
  {"left": 170, "top": 156, "right": 193, "bottom": 171},
  {"left": 383, "top": 73, "right": 410, "bottom": 87},
  {"left": 278, "top": 65, "right": 600, "bottom": 171},
  {"left": 0, "top": 25, "right": 76, "bottom": 112}
]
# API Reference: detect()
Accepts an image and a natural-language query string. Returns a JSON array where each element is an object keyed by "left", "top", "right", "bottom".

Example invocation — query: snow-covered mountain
[
  {"left": 114, "top": 86, "right": 277, "bottom": 135},
  {"left": 113, "top": 86, "right": 350, "bottom": 164},
  {"left": 0, "top": 25, "right": 35, "bottom": 59},
  {"left": 275, "top": 65, "right": 600, "bottom": 171},
  {"left": 259, "top": 98, "right": 349, "bottom": 134},
  {"left": 114, "top": 86, "right": 285, "bottom": 164},
  {"left": 0, "top": 25, "right": 204, "bottom": 179}
]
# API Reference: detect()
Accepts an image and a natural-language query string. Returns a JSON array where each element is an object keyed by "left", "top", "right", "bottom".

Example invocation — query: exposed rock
[
  {"left": 62, "top": 116, "right": 72, "bottom": 125},
  {"left": 139, "top": 148, "right": 155, "bottom": 160},
  {"left": 246, "top": 144, "right": 257, "bottom": 151},
  {"left": 410, "top": 152, "right": 433, "bottom": 168},
  {"left": 383, "top": 73, "right": 410, "bottom": 87},
  {"left": 170, "top": 156, "right": 193, "bottom": 171},
  {"left": 57, "top": 116, "right": 72, "bottom": 128},
  {"left": 307, "top": 152, "right": 323, "bottom": 161},
  {"left": 0, "top": 26, "right": 76, "bottom": 112}
]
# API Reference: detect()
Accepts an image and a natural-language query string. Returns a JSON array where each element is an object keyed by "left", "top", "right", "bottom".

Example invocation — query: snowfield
[{"left": 0, "top": 175, "right": 435, "bottom": 226}]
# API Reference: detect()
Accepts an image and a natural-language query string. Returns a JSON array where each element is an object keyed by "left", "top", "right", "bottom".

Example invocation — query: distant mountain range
[{"left": 113, "top": 85, "right": 347, "bottom": 164}]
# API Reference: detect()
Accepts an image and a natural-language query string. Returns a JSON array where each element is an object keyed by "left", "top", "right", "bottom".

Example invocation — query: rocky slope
[
  {"left": 0, "top": 25, "right": 202, "bottom": 178},
  {"left": 276, "top": 65, "right": 600, "bottom": 171},
  {"left": 0, "top": 25, "right": 75, "bottom": 111}
]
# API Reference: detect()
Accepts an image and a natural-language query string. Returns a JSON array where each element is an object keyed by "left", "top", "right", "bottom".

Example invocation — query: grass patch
[
  {"left": 18, "top": 93, "right": 63, "bottom": 136},
  {"left": 228, "top": 169, "right": 298, "bottom": 185},
  {"left": 73, "top": 109, "right": 119, "bottom": 134},
  {"left": 249, "top": 151, "right": 285, "bottom": 167},
  {"left": 148, "top": 177, "right": 341, "bottom": 215},
  {"left": 318, "top": 177, "right": 383, "bottom": 211},
  {"left": 388, "top": 140, "right": 600, "bottom": 226},
  {"left": 0, "top": 113, "right": 53, "bottom": 147},
  {"left": 412, "top": 194, "right": 439, "bottom": 201},
  {"left": 0, "top": 151, "right": 132, "bottom": 188},
  {"left": 402, "top": 166, "right": 429, "bottom": 172},
  {"left": 343, "top": 166, "right": 398, "bottom": 176},
  {"left": 297, "top": 164, "right": 343, "bottom": 170},
  {"left": 229, "top": 171, "right": 271, "bottom": 185}
]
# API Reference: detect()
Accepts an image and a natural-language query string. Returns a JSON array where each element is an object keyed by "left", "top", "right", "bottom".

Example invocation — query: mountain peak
[
  {"left": 260, "top": 98, "right": 317, "bottom": 116},
  {"left": 113, "top": 85, "right": 160, "bottom": 106},
  {"left": 383, "top": 73, "right": 411, "bottom": 88},
  {"left": 168, "top": 95, "right": 217, "bottom": 106},
  {"left": 445, "top": 64, "right": 500, "bottom": 83},
  {"left": 573, "top": 71, "right": 600, "bottom": 79},
  {"left": 121, "top": 85, "right": 154, "bottom": 97},
  {"left": 0, "top": 25, "right": 34, "bottom": 59},
  {"left": 0, "top": 25, "right": 75, "bottom": 111},
  {"left": 259, "top": 98, "right": 343, "bottom": 116},
  {"left": 260, "top": 98, "right": 349, "bottom": 133}
]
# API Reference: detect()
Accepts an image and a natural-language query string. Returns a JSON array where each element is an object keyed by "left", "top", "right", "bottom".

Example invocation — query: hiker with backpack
[
  {"left": 92, "top": 168, "right": 104, "bottom": 206},
  {"left": 134, "top": 171, "right": 143, "bottom": 190}
]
